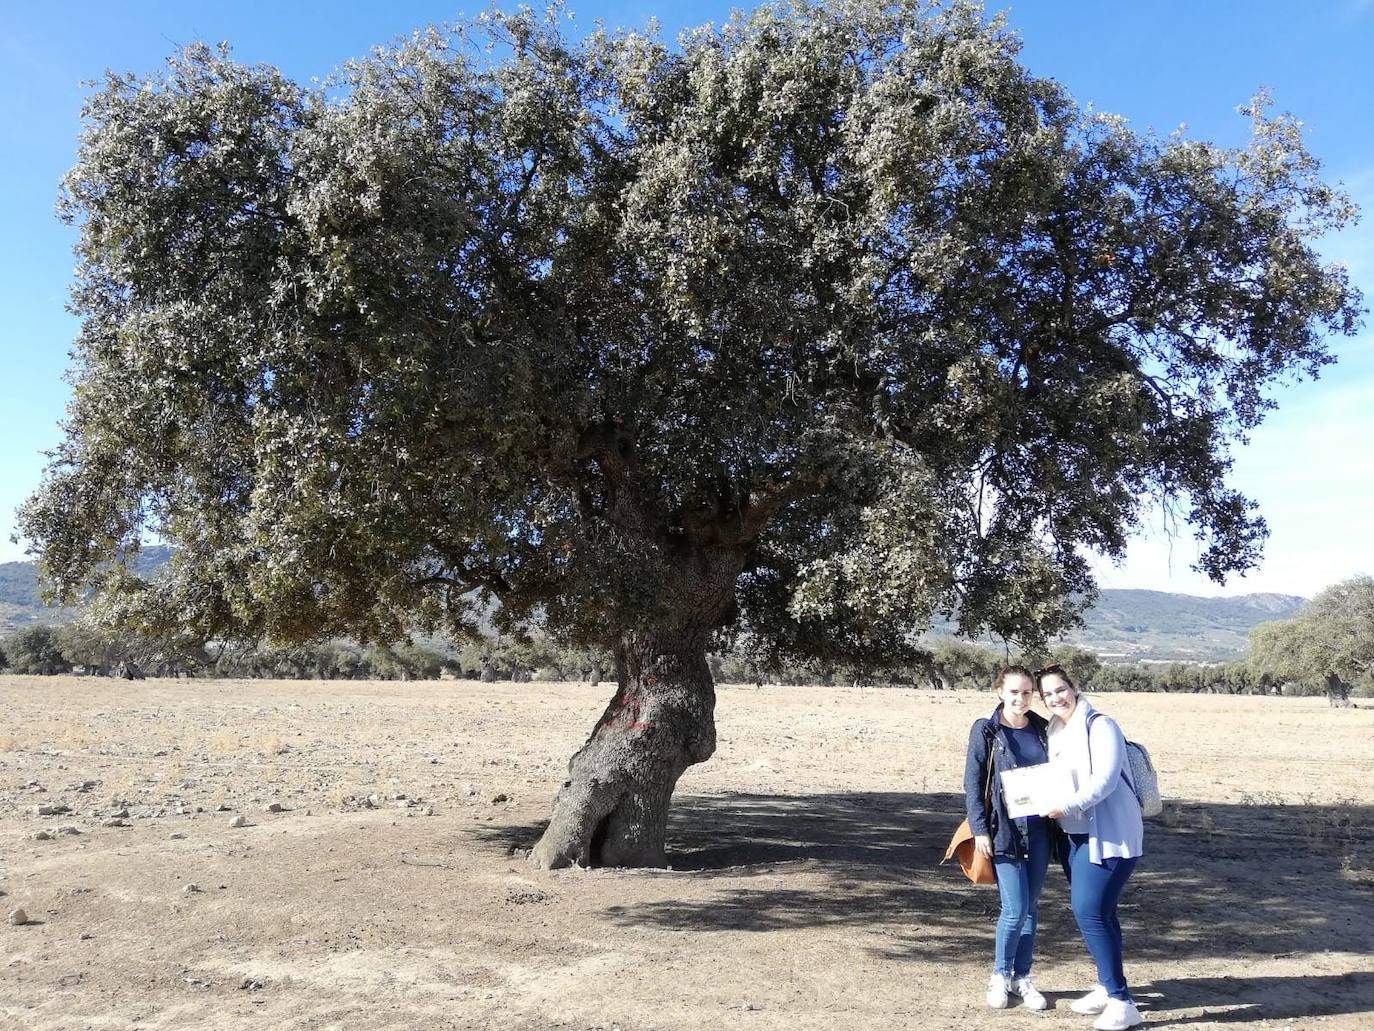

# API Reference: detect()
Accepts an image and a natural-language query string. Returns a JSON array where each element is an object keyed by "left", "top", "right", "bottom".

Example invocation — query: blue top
[
  {"left": 963, "top": 705, "right": 1056, "bottom": 857},
  {"left": 1003, "top": 722, "right": 1049, "bottom": 831},
  {"left": 1004, "top": 722, "right": 1049, "bottom": 767}
]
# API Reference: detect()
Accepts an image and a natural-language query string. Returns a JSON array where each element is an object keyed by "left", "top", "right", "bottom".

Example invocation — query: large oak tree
[
  {"left": 21, "top": 1, "right": 1361, "bottom": 867},
  {"left": 1251, "top": 577, "right": 1374, "bottom": 706}
]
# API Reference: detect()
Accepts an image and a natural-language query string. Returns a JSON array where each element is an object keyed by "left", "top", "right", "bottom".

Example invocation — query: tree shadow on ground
[
  {"left": 1135, "top": 974, "right": 1374, "bottom": 1024},
  {"left": 479, "top": 789, "right": 1374, "bottom": 1020}
]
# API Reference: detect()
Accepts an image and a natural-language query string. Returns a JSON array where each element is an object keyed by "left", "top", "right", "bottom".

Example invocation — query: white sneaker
[
  {"left": 986, "top": 973, "right": 1011, "bottom": 1009},
  {"left": 1093, "top": 998, "right": 1143, "bottom": 1030},
  {"left": 1012, "top": 976, "right": 1047, "bottom": 1011},
  {"left": 1070, "top": 984, "right": 1110, "bottom": 1014}
]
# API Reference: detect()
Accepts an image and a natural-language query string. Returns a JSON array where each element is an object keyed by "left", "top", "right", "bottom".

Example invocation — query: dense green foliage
[
  {"left": 4, "top": 625, "right": 72, "bottom": 675},
  {"left": 19, "top": 1, "right": 1361, "bottom": 672},
  {"left": 1250, "top": 577, "right": 1374, "bottom": 700}
]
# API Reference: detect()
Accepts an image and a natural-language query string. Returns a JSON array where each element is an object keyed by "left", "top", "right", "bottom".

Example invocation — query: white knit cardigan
[{"left": 1047, "top": 698, "right": 1145, "bottom": 864}]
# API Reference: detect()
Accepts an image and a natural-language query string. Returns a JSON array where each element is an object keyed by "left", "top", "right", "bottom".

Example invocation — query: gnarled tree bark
[
  {"left": 1325, "top": 672, "right": 1354, "bottom": 709},
  {"left": 531, "top": 625, "right": 717, "bottom": 868},
  {"left": 533, "top": 421, "right": 799, "bottom": 868},
  {"left": 532, "top": 541, "right": 744, "bottom": 869}
]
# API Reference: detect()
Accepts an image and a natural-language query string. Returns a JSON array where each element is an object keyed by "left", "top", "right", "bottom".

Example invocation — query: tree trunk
[
  {"left": 1325, "top": 672, "right": 1354, "bottom": 708},
  {"left": 531, "top": 626, "right": 716, "bottom": 869}
]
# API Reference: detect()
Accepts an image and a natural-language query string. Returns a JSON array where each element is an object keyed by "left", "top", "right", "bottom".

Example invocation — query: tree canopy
[
  {"left": 21, "top": 0, "right": 1360, "bottom": 664},
  {"left": 1250, "top": 576, "right": 1374, "bottom": 703},
  {"left": 3, "top": 625, "right": 71, "bottom": 676}
]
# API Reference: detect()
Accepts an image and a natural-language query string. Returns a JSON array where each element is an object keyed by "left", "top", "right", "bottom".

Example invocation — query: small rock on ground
[
  {"left": 229, "top": 815, "right": 248, "bottom": 828},
  {"left": 8, "top": 909, "right": 28, "bottom": 926}
]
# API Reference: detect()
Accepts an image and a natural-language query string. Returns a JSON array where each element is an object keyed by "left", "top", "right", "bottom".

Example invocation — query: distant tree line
[
  {"left": 5, "top": 576, "right": 1370, "bottom": 703},
  {"left": 0, "top": 622, "right": 611, "bottom": 684},
  {"left": 715, "top": 577, "right": 1374, "bottom": 706},
  {"left": 711, "top": 640, "right": 1368, "bottom": 698}
]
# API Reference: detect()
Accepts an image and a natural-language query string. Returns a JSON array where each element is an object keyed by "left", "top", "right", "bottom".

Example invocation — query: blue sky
[{"left": 1, "top": 1, "right": 1370, "bottom": 598}]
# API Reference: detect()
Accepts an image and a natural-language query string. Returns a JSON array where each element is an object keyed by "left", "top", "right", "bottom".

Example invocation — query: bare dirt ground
[{"left": 1, "top": 677, "right": 1371, "bottom": 1031}]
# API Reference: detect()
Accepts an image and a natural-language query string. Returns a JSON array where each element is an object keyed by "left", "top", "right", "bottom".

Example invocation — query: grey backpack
[{"left": 1088, "top": 712, "right": 1162, "bottom": 818}]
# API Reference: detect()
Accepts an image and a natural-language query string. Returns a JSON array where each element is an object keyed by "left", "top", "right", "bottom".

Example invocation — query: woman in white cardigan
[{"left": 1040, "top": 664, "right": 1144, "bottom": 1031}]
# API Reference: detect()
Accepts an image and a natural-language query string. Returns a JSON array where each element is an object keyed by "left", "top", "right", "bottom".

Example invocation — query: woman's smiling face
[
  {"left": 999, "top": 673, "right": 1036, "bottom": 715},
  {"left": 1040, "top": 674, "right": 1077, "bottom": 718}
]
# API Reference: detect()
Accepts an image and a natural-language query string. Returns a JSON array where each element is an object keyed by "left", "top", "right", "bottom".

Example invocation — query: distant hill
[
  {"left": 0, "top": 546, "right": 174, "bottom": 628},
  {"left": 1055, "top": 588, "right": 1306, "bottom": 661},
  {"left": 0, "top": 551, "right": 1304, "bottom": 661}
]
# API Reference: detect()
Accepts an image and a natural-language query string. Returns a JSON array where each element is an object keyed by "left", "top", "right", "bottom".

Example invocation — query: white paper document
[{"left": 999, "top": 763, "right": 1075, "bottom": 819}]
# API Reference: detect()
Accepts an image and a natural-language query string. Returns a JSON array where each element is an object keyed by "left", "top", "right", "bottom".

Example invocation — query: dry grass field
[{"left": 1, "top": 676, "right": 1371, "bottom": 1031}]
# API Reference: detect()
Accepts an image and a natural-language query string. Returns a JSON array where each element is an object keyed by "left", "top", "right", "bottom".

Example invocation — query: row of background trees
[
  {"left": 4, "top": 575, "right": 1371, "bottom": 701},
  {"left": 0, "top": 622, "right": 611, "bottom": 685}
]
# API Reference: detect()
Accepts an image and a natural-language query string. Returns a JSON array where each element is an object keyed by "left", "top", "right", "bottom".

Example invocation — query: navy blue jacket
[{"left": 963, "top": 704, "right": 1052, "bottom": 858}]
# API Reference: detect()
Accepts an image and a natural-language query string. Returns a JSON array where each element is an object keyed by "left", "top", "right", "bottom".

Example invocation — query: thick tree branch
[{"left": 575, "top": 419, "right": 656, "bottom": 539}]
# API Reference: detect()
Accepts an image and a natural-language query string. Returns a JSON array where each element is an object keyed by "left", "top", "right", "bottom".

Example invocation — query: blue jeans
[
  {"left": 992, "top": 819, "right": 1051, "bottom": 978},
  {"left": 1066, "top": 833, "right": 1138, "bottom": 1001}
]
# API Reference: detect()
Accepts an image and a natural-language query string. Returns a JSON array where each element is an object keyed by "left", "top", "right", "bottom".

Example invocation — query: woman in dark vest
[{"left": 963, "top": 665, "right": 1054, "bottom": 1011}]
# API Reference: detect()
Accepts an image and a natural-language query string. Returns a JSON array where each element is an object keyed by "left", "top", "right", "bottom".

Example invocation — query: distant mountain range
[
  {"left": 0, "top": 546, "right": 173, "bottom": 630},
  {"left": 0, "top": 549, "right": 1304, "bottom": 662},
  {"left": 1054, "top": 588, "right": 1304, "bottom": 661}
]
